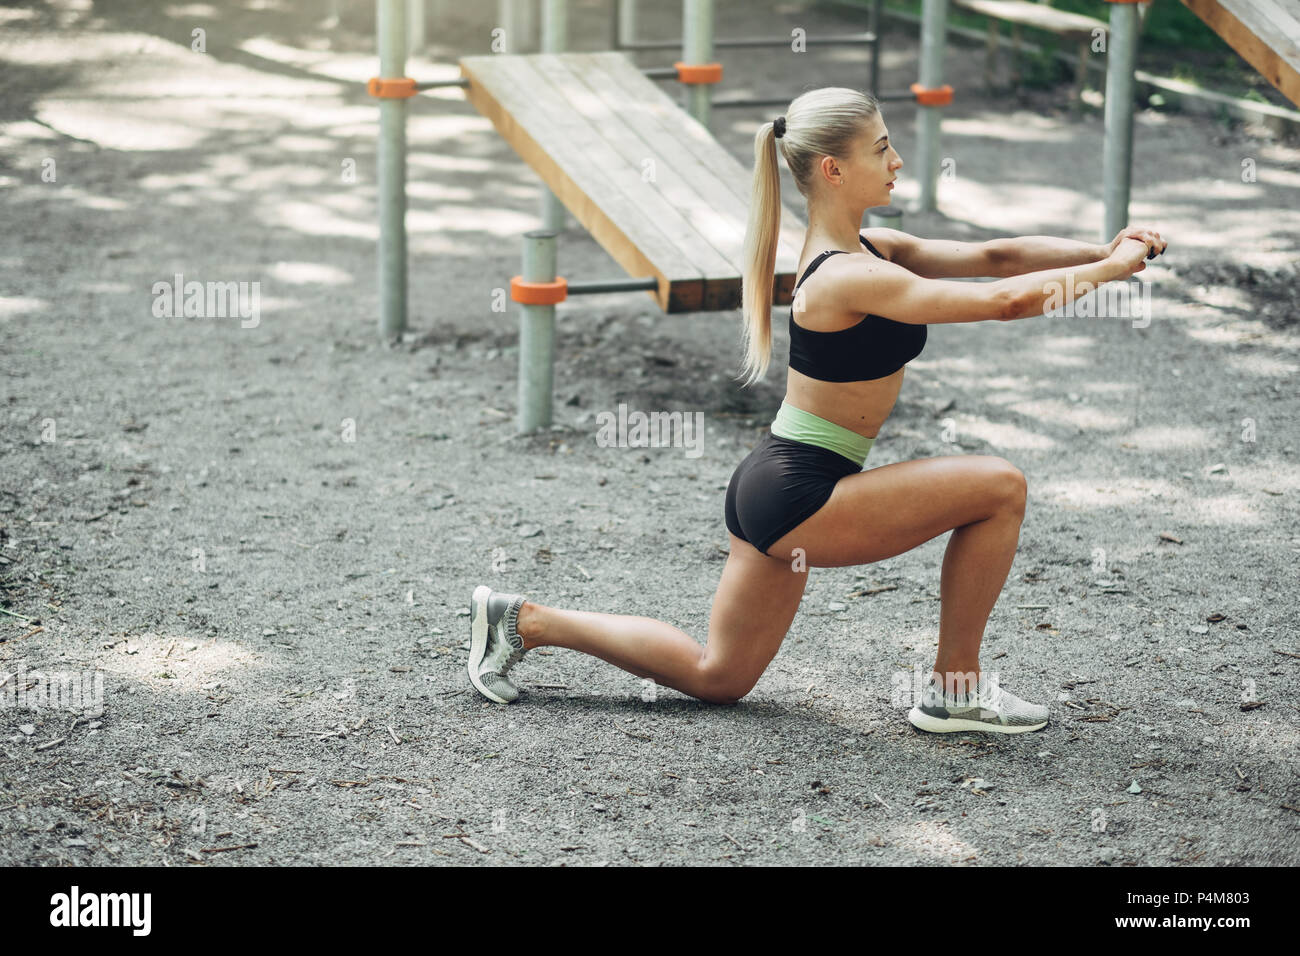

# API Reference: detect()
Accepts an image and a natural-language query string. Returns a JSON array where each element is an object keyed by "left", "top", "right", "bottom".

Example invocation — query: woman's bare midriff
[{"left": 784, "top": 365, "right": 904, "bottom": 440}]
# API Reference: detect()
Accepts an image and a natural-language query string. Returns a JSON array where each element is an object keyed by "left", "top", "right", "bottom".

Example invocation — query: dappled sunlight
[
  {"left": 35, "top": 100, "right": 210, "bottom": 151},
  {"left": 0, "top": 296, "right": 50, "bottom": 320},
  {"left": 1224, "top": 352, "right": 1299, "bottom": 377},
  {"left": 1039, "top": 477, "right": 1184, "bottom": 508},
  {"left": 406, "top": 181, "right": 478, "bottom": 203},
  {"left": 90, "top": 631, "right": 264, "bottom": 694},
  {"left": 944, "top": 114, "right": 1077, "bottom": 145},
  {"left": 1121, "top": 425, "right": 1215, "bottom": 450},
  {"left": 267, "top": 261, "right": 352, "bottom": 285},
  {"left": 886, "top": 819, "right": 980, "bottom": 864},
  {"left": 1184, "top": 320, "right": 1300, "bottom": 352},
  {"left": 957, "top": 418, "right": 1057, "bottom": 450},
  {"left": 266, "top": 200, "right": 377, "bottom": 239},
  {"left": 1037, "top": 477, "right": 1267, "bottom": 527},
  {"left": 1004, "top": 398, "right": 1129, "bottom": 431},
  {"left": 941, "top": 179, "right": 1092, "bottom": 234},
  {"left": 407, "top": 205, "right": 541, "bottom": 239}
]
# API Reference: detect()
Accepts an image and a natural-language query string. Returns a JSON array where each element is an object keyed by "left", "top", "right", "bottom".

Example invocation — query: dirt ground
[{"left": 0, "top": 0, "right": 1297, "bottom": 867}]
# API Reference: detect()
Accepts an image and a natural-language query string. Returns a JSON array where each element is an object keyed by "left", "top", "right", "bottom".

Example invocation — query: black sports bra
[{"left": 788, "top": 234, "right": 927, "bottom": 383}]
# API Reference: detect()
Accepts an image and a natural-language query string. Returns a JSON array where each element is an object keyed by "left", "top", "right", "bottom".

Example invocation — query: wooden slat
[
  {"left": 526, "top": 55, "right": 746, "bottom": 311},
  {"left": 555, "top": 54, "right": 793, "bottom": 273},
  {"left": 460, "top": 54, "right": 710, "bottom": 311},
  {"left": 582, "top": 50, "right": 811, "bottom": 304},
  {"left": 566, "top": 52, "right": 807, "bottom": 267},
  {"left": 1181, "top": 0, "right": 1300, "bottom": 108},
  {"left": 951, "top": 0, "right": 1105, "bottom": 35},
  {"left": 460, "top": 52, "right": 748, "bottom": 312}
]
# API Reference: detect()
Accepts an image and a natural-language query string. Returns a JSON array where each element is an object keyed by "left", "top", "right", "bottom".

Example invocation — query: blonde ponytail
[{"left": 735, "top": 88, "right": 881, "bottom": 388}]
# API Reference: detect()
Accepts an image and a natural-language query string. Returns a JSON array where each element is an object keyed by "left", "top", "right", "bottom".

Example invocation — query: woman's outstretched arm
[{"left": 985, "top": 235, "right": 1109, "bottom": 277}]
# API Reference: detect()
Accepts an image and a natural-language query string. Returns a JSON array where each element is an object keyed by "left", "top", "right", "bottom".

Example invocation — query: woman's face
[{"left": 824, "top": 116, "right": 903, "bottom": 207}]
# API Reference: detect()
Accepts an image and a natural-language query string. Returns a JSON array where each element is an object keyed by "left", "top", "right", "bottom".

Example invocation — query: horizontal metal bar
[
  {"left": 640, "top": 66, "right": 679, "bottom": 79},
  {"left": 566, "top": 277, "right": 659, "bottom": 295},
  {"left": 415, "top": 78, "right": 470, "bottom": 90},
  {"left": 620, "top": 32, "right": 874, "bottom": 51}
]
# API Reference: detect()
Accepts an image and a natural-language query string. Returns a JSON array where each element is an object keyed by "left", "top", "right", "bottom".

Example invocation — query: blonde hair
[{"left": 738, "top": 87, "right": 881, "bottom": 387}]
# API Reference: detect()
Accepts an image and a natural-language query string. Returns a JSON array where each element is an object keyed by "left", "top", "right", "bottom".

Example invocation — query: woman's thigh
[
  {"left": 697, "top": 533, "right": 811, "bottom": 703},
  {"left": 767, "top": 454, "right": 1026, "bottom": 568}
]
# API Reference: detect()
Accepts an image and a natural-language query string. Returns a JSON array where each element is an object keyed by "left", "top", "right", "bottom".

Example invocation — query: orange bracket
[
  {"left": 911, "top": 82, "right": 953, "bottom": 106},
  {"left": 510, "top": 276, "right": 568, "bottom": 305},
  {"left": 367, "top": 77, "right": 418, "bottom": 99},
  {"left": 674, "top": 61, "right": 723, "bottom": 85}
]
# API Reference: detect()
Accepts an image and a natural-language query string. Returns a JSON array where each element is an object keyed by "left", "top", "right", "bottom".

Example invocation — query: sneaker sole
[
  {"left": 907, "top": 706, "right": 1047, "bottom": 734},
  {"left": 467, "top": 585, "right": 511, "bottom": 704}
]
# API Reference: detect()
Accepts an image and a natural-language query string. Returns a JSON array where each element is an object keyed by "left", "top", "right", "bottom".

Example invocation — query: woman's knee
[
  {"left": 984, "top": 456, "right": 1027, "bottom": 517},
  {"left": 693, "top": 661, "right": 757, "bottom": 705}
]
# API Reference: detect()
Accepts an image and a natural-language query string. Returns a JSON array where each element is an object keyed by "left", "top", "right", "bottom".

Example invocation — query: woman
[{"left": 467, "top": 87, "right": 1164, "bottom": 733}]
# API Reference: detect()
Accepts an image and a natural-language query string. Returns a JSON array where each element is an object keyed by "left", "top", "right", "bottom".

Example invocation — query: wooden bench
[
  {"left": 1181, "top": 0, "right": 1300, "bottom": 108},
  {"left": 457, "top": 50, "right": 808, "bottom": 313},
  {"left": 950, "top": 0, "right": 1110, "bottom": 100}
]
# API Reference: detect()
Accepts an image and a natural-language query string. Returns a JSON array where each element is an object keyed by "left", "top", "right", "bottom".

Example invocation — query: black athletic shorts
[{"left": 724, "top": 431, "right": 864, "bottom": 556}]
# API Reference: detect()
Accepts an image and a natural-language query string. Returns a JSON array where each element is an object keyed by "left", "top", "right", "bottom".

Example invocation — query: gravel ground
[{"left": 0, "top": 0, "right": 1297, "bottom": 867}]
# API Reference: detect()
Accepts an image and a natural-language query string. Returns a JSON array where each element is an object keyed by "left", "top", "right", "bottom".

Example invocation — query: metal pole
[
  {"left": 377, "top": 0, "right": 408, "bottom": 341},
  {"left": 518, "top": 231, "right": 558, "bottom": 434},
  {"left": 683, "top": 0, "right": 714, "bottom": 128},
  {"left": 618, "top": 0, "right": 638, "bottom": 47},
  {"left": 407, "top": 0, "right": 425, "bottom": 56},
  {"left": 870, "top": 0, "right": 882, "bottom": 95},
  {"left": 916, "top": 0, "right": 948, "bottom": 212},
  {"left": 498, "top": 0, "right": 519, "bottom": 51},
  {"left": 866, "top": 205, "right": 904, "bottom": 232},
  {"left": 1102, "top": 1, "right": 1139, "bottom": 242},
  {"left": 540, "top": 0, "right": 568, "bottom": 232},
  {"left": 519, "top": 0, "right": 537, "bottom": 52}
]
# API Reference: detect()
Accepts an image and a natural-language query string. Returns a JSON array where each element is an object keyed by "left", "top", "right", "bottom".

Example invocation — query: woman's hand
[
  {"left": 1109, "top": 237, "right": 1152, "bottom": 278},
  {"left": 1106, "top": 226, "right": 1167, "bottom": 261}
]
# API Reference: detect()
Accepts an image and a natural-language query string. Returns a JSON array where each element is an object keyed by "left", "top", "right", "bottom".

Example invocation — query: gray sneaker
[
  {"left": 467, "top": 585, "right": 528, "bottom": 704},
  {"left": 907, "top": 674, "right": 1049, "bottom": 734}
]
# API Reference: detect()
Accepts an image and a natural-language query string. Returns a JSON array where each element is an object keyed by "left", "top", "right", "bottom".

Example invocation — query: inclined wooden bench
[
  {"left": 951, "top": 0, "right": 1110, "bottom": 100},
  {"left": 459, "top": 51, "right": 807, "bottom": 314},
  {"left": 456, "top": 50, "right": 810, "bottom": 431}
]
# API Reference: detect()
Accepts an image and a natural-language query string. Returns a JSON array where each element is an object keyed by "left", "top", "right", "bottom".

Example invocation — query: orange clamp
[
  {"left": 674, "top": 61, "right": 723, "bottom": 85},
  {"left": 367, "top": 77, "right": 418, "bottom": 99},
  {"left": 911, "top": 82, "right": 953, "bottom": 106},
  {"left": 510, "top": 276, "right": 568, "bottom": 305}
]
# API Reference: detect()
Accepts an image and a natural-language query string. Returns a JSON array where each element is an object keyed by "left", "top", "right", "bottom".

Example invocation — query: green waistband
[{"left": 770, "top": 400, "right": 875, "bottom": 468}]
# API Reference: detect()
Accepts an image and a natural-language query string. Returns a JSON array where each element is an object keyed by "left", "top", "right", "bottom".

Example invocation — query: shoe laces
[
  {"left": 980, "top": 679, "right": 1005, "bottom": 713},
  {"left": 500, "top": 642, "right": 527, "bottom": 675}
]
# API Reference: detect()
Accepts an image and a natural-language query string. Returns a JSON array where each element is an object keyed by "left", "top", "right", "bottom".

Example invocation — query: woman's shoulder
[{"left": 858, "top": 229, "right": 900, "bottom": 263}]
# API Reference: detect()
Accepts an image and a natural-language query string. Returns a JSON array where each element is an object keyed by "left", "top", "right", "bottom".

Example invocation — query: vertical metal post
[
  {"left": 407, "top": 0, "right": 425, "bottom": 56},
  {"left": 916, "top": 0, "right": 948, "bottom": 212},
  {"left": 869, "top": 0, "right": 882, "bottom": 95},
  {"left": 518, "top": 231, "right": 558, "bottom": 434},
  {"left": 519, "top": 0, "right": 537, "bottom": 52},
  {"left": 498, "top": 0, "right": 519, "bottom": 51},
  {"left": 377, "top": 0, "right": 408, "bottom": 341},
  {"left": 683, "top": 0, "right": 713, "bottom": 128},
  {"left": 1102, "top": 1, "right": 1139, "bottom": 242},
  {"left": 867, "top": 205, "right": 904, "bottom": 233},
  {"left": 617, "top": 0, "right": 638, "bottom": 47},
  {"left": 540, "top": 0, "right": 568, "bottom": 232}
]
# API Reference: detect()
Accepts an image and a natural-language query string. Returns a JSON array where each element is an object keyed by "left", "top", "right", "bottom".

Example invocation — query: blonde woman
[{"left": 468, "top": 87, "right": 1164, "bottom": 733}]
